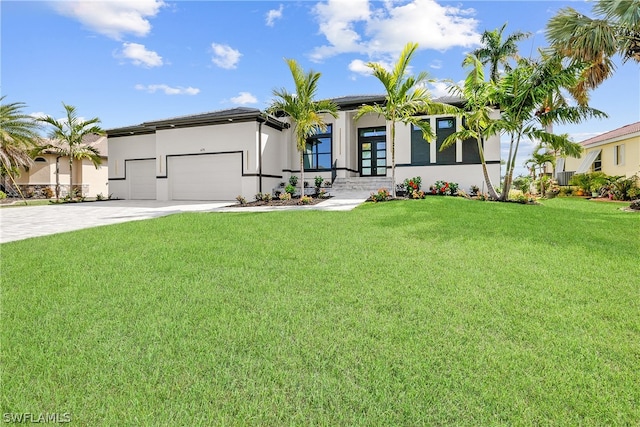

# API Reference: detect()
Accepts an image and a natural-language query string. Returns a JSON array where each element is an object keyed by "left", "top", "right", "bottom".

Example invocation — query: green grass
[{"left": 2, "top": 198, "right": 639, "bottom": 425}]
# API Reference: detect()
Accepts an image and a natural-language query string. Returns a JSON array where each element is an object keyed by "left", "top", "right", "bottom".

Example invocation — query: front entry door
[{"left": 359, "top": 127, "right": 387, "bottom": 176}]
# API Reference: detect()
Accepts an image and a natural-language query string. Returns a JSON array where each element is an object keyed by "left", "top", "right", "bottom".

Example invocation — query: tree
[
  {"left": 269, "top": 59, "right": 338, "bottom": 197},
  {"left": 355, "top": 42, "right": 455, "bottom": 197},
  {"left": 0, "top": 96, "right": 42, "bottom": 202},
  {"left": 547, "top": 0, "right": 640, "bottom": 97},
  {"left": 496, "top": 54, "right": 607, "bottom": 200},
  {"left": 524, "top": 146, "right": 556, "bottom": 196},
  {"left": 472, "top": 23, "right": 531, "bottom": 82},
  {"left": 443, "top": 55, "right": 502, "bottom": 199},
  {"left": 38, "top": 103, "right": 104, "bottom": 200}
]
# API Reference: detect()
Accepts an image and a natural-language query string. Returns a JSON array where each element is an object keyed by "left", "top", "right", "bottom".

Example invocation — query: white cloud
[
  {"left": 118, "top": 43, "right": 163, "bottom": 67},
  {"left": 266, "top": 4, "right": 284, "bottom": 27},
  {"left": 29, "top": 112, "right": 48, "bottom": 120},
  {"left": 428, "top": 81, "right": 450, "bottom": 98},
  {"left": 211, "top": 43, "right": 242, "bottom": 69},
  {"left": 348, "top": 59, "right": 373, "bottom": 76},
  {"left": 53, "top": 0, "right": 165, "bottom": 40},
  {"left": 430, "top": 60, "right": 443, "bottom": 70},
  {"left": 310, "top": 0, "right": 480, "bottom": 61},
  {"left": 230, "top": 92, "right": 258, "bottom": 105},
  {"left": 135, "top": 84, "right": 200, "bottom": 95}
]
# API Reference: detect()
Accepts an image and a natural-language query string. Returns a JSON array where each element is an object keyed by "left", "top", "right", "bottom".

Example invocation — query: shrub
[
  {"left": 630, "top": 199, "right": 640, "bottom": 210},
  {"left": 317, "top": 189, "right": 328, "bottom": 198},
  {"left": 96, "top": 193, "right": 105, "bottom": 201},
  {"left": 262, "top": 193, "right": 272, "bottom": 202},
  {"left": 370, "top": 188, "right": 390, "bottom": 202},
  {"left": 430, "top": 180, "right": 458, "bottom": 196},
  {"left": 279, "top": 192, "right": 291, "bottom": 201},
  {"left": 254, "top": 192, "right": 263, "bottom": 201},
  {"left": 512, "top": 175, "right": 532, "bottom": 193},
  {"left": 403, "top": 177, "right": 422, "bottom": 196},
  {"left": 611, "top": 175, "right": 639, "bottom": 201},
  {"left": 628, "top": 186, "right": 640, "bottom": 200},
  {"left": 469, "top": 185, "right": 480, "bottom": 195},
  {"left": 0, "top": 191, "right": 6, "bottom": 200},
  {"left": 235, "top": 195, "right": 247, "bottom": 205},
  {"left": 288, "top": 175, "right": 298, "bottom": 186},
  {"left": 411, "top": 190, "right": 425, "bottom": 199},
  {"left": 285, "top": 184, "right": 296, "bottom": 195},
  {"left": 299, "top": 195, "right": 312, "bottom": 205},
  {"left": 314, "top": 176, "right": 324, "bottom": 188},
  {"left": 43, "top": 187, "right": 54, "bottom": 199}
]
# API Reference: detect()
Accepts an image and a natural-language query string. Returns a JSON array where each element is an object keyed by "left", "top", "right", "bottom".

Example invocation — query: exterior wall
[
  {"left": 81, "top": 159, "right": 108, "bottom": 197},
  {"left": 108, "top": 133, "right": 156, "bottom": 199},
  {"left": 155, "top": 121, "right": 259, "bottom": 200},
  {"left": 12, "top": 154, "right": 106, "bottom": 198},
  {"left": 562, "top": 133, "right": 640, "bottom": 178},
  {"left": 260, "top": 122, "right": 286, "bottom": 194}
]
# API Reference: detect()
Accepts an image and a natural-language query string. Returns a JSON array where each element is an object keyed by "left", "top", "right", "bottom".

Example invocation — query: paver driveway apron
[{"left": 0, "top": 200, "right": 232, "bottom": 244}]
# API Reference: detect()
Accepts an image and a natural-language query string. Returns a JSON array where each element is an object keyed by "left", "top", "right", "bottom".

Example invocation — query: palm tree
[
  {"left": 525, "top": 146, "right": 556, "bottom": 196},
  {"left": 472, "top": 23, "right": 531, "bottom": 82},
  {"left": 443, "top": 55, "right": 502, "bottom": 199},
  {"left": 269, "top": 59, "right": 338, "bottom": 197},
  {"left": 0, "top": 96, "right": 42, "bottom": 202},
  {"left": 547, "top": 0, "right": 640, "bottom": 96},
  {"left": 355, "top": 42, "right": 455, "bottom": 197},
  {"left": 496, "top": 54, "right": 607, "bottom": 200},
  {"left": 38, "top": 103, "right": 104, "bottom": 200}
]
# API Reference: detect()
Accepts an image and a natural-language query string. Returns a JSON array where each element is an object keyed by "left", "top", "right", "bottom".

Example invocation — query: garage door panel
[
  {"left": 169, "top": 153, "right": 241, "bottom": 200},
  {"left": 127, "top": 159, "right": 156, "bottom": 199}
]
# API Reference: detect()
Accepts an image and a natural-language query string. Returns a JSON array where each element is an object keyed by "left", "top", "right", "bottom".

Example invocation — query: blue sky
[{"left": 2, "top": 0, "right": 639, "bottom": 175}]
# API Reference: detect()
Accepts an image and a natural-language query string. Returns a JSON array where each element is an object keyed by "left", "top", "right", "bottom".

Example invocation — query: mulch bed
[{"left": 232, "top": 196, "right": 332, "bottom": 208}]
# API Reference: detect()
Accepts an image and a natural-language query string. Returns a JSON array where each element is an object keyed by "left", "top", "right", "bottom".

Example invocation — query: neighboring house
[
  {"left": 556, "top": 121, "right": 640, "bottom": 185},
  {"left": 106, "top": 95, "right": 501, "bottom": 201},
  {"left": 9, "top": 134, "right": 108, "bottom": 198}
]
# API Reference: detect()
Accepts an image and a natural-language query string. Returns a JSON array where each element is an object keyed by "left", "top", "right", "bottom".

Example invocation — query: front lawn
[{"left": 1, "top": 198, "right": 638, "bottom": 425}]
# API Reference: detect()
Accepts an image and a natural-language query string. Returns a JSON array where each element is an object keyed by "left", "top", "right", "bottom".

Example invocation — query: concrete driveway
[
  {"left": 0, "top": 200, "right": 233, "bottom": 244},
  {"left": 0, "top": 193, "right": 369, "bottom": 244}
]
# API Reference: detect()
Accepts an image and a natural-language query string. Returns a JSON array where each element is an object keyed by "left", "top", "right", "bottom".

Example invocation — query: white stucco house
[{"left": 107, "top": 95, "right": 501, "bottom": 201}]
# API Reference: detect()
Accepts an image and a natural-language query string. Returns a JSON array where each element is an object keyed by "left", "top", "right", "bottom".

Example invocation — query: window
[
  {"left": 34, "top": 157, "right": 47, "bottom": 163},
  {"left": 304, "top": 124, "right": 332, "bottom": 170},
  {"left": 593, "top": 153, "right": 602, "bottom": 172},
  {"left": 435, "top": 117, "right": 456, "bottom": 165},
  {"left": 614, "top": 144, "right": 625, "bottom": 166},
  {"left": 411, "top": 121, "right": 430, "bottom": 165}
]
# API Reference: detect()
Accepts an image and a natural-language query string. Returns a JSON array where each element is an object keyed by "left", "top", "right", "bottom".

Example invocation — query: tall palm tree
[
  {"left": 0, "top": 96, "right": 42, "bottom": 202},
  {"left": 547, "top": 0, "right": 640, "bottom": 96},
  {"left": 269, "top": 59, "right": 338, "bottom": 197},
  {"left": 443, "top": 55, "right": 502, "bottom": 199},
  {"left": 471, "top": 23, "right": 531, "bottom": 82},
  {"left": 355, "top": 42, "right": 455, "bottom": 197},
  {"left": 496, "top": 54, "right": 607, "bottom": 200},
  {"left": 38, "top": 103, "right": 104, "bottom": 200}
]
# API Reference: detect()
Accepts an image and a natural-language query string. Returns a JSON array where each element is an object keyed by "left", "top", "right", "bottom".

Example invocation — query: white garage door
[
  {"left": 169, "top": 153, "right": 242, "bottom": 200},
  {"left": 127, "top": 159, "right": 156, "bottom": 199}
]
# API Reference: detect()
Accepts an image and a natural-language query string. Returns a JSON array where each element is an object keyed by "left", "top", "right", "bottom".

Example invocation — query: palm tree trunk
[
  {"left": 299, "top": 151, "right": 304, "bottom": 198},
  {"left": 390, "top": 122, "right": 396, "bottom": 198},
  {"left": 476, "top": 133, "right": 499, "bottom": 199},
  {"left": 69, "top": 158, "right": 73, "bottom": 199},
  {"left": 1, "top": 159, "right": 28, "bottom": 205}
]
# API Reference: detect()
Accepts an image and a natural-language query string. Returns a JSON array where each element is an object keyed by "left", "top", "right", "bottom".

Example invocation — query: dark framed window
[
  {"left": 593, "top": 153, "right": 602, "bottom": 172},
  {"left": 304, "top": 124, "right": 332, "bottom": 170},
  {"left": 435, "top": 117, "right": 456, "bottom": 165},
  {"left": 411, "top": 121, "right": 430, "bottom": 165},
  {"left": 34, "top": 157, "right": 47, "bottom": 163}
]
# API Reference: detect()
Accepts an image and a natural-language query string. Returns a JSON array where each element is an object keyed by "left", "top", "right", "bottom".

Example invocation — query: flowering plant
[
  {"left": 370, "top": 188, "right": 390, "bottom": 202},
  {"left": 299, "top": 195, "right": 313, "bottom": 205},
  {"left": 402, "top": 177, "right": 422, "bottom": 197},
  {"left": 430, "top": 180, "right": 458, "bottom": 196},
  {"left": 411, "top": 190, "right": 425, "bottom": 199}
]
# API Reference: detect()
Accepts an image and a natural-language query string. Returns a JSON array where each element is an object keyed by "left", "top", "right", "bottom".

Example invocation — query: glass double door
[{"left": 359, "top": 127, "right": 387, "bottom": 176}]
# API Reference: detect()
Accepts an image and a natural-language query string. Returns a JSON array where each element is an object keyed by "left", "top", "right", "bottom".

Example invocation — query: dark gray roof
[
  {"left": 325, "top": 94, "right": 464, "bottom": 111},
  {"left": 107, "top": 107, "right": 288, "bottom": 136}
]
